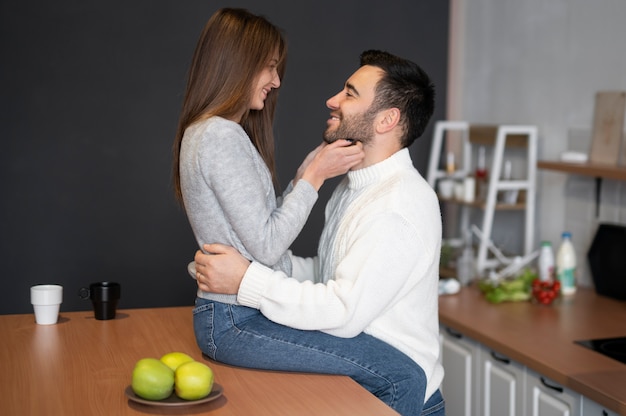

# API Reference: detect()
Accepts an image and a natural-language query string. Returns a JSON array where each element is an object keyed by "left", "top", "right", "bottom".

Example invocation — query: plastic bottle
[
  {"left": 456, "top": 229, "right": 475, "bottom": 286},
  {"left": 556, "top": 232, "right": 577, "bottom": 295},
  {"left": 538, "top": 241, "right": 555, "bottom": 282}
]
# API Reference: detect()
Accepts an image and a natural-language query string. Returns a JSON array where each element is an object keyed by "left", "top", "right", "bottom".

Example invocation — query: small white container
[
  {"left": 463, "top": 177, "right": 475, "bottom": 202},
  {"left": 30, "top": 284, "right": 63, "bottom": 325},
  {"left": 454, "top": 181, "right": 465, "bottom": 200},
  {"left": 437, "top": 178, "right": 455, "bottom": 199}
]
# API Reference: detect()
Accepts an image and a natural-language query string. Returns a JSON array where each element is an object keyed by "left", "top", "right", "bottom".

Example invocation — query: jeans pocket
[
  {"left": 192, "top": 299, "right": 217, "bottom": 358},
  {"left": 421, "top": 390, "right": 445, "bottom": 416}
]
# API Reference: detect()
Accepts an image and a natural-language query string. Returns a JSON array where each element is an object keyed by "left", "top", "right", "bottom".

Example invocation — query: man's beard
[{"left": 323, "top": 107, "right": 377, "bottom": 145}]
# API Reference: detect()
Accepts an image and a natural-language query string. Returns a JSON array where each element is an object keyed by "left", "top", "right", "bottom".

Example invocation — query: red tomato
[{"left": 531, "top": 278, "right": 559, "bottom": 305}]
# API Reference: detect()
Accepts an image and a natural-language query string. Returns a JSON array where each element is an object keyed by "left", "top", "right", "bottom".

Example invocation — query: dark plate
[{"left": 125, "top": 383, "right": 223, "bottom": 407}]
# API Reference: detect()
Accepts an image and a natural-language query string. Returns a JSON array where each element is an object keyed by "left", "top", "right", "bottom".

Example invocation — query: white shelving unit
[{"left": 427, "top": 121, "right": 538, "bottom": 277}]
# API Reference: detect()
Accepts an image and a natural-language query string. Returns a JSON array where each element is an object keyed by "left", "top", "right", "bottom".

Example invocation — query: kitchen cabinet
[
  {"left": 427, "top": 121, "right": 538, "bottom": 277},
  {"left": 481, "top": 349, "right": 526, "bottom": 416},
  {"left": 439, "top": 287, "right": 626, "bottom": 415},
  {"left": 440, "top": 320, "right": 624, "bottom": 416},
  {"left": 526, "top": 370, "right": 580, "bottom": 416},
  {"left": 440, "top": 326, "right": 481, "bottom": 416},
  {"left": 582, "top": 397, "right": 620, "bottom": 416},
  {"left": 440, "top": 326, "right": 582, "bottom": 416},
  {"left": 441, "top": 326, "right": 526, "bottom": 416}
]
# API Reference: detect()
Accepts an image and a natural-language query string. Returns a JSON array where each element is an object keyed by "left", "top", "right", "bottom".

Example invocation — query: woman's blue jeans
[{"left": 193, "top": 298, "right": 445, "bottom": 416}]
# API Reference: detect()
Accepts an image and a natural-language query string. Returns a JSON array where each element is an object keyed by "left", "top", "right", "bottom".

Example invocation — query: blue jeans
[{"left": 193, "top": 298, "right": 445, "bottom": 415}]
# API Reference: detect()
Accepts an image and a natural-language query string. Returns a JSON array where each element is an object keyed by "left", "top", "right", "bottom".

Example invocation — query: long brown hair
[{"left": 172, "top": 8, "right": 287, "bottom": 204}]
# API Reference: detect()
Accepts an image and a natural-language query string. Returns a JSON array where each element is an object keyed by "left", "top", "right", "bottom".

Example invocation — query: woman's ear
[{"left": 376, "top": 108, "right": 400, "bottom": 134}]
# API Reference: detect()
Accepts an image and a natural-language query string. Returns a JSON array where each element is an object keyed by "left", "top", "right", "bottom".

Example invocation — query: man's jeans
[{"left": 193, "top": 298, "right": 445, "bottom": 415}]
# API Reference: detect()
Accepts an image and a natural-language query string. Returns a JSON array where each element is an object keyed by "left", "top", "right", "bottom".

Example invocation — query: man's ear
[{"left": 376, "top": 108, "right": 400, "bottom": 134}]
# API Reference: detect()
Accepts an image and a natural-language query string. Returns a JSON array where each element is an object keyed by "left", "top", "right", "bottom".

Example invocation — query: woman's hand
[
  {"left": 194, "top": 244, "right": 251, "bottom": 294},
  {"left": 295, "top": 140, "right": 364, "bottom": 190}
]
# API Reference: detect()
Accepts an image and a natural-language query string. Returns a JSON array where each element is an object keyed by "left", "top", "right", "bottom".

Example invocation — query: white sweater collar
[{"left": 347, "top": 148, "right": 412, "bottom": 189}]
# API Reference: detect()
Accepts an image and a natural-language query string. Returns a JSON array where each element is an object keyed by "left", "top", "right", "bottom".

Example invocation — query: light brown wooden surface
[
  {"left": 439, "top": 286, "right": 626, "bottom": 415},
  {"left": 590, "top": 91, "right": 626, "bottom": 166},
  {"left": 538, "top": 160, "right": 626, "bottom": 181},
  {"left": 468, "top": 124, "right": 530, "bottom": 147},
  {"left": 0, "top": 306, "right": 398, "bottom": 416}
]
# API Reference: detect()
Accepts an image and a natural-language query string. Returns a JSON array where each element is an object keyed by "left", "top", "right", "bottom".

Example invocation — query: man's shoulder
[
  {"left": 357, "top": 170, "right": 437, "bottom": 218},
  {"left": 388, "top": 166, "right": 436, "bottom": 197}
]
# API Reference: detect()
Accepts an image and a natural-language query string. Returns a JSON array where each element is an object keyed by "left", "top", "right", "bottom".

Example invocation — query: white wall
[{"left": 448, "top": 0, "right": 626, "bottom": 287}]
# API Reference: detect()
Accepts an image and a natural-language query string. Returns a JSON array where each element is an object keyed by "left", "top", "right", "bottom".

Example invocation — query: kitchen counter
[
  {"left": 439, "top": 286, "right": 626, "bottom": 414},
  {"left": 0, "top": 306, "right": 398, "bottom": 415}
]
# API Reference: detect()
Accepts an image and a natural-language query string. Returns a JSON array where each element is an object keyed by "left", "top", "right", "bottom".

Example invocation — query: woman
[
  {"left": 173, "top": 9, "right": 426, "bottom": 415},
  {"left": 173, "top": 8, "right": 361, "bottom": 272}
]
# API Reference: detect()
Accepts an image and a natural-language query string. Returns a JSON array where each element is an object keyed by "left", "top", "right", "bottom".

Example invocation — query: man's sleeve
[{"left": 236, "top": 213, "right": 430, "bottom": 338}]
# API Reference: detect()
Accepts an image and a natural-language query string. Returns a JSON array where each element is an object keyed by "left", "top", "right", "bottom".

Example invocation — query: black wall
[{"left": 0, "top": 0, "right": 449, "bottom": 314}]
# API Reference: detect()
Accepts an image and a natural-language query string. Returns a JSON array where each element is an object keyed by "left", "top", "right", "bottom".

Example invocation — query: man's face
[{"left": 323, "top": 65, "right": 383, "bottom": 144}]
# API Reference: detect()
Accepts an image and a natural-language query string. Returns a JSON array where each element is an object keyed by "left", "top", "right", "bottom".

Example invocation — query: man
[{"left": 194, "top": 50, "right": 444, "bottom": 415}]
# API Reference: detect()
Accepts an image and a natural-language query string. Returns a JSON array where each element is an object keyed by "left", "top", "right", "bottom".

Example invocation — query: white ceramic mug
[
  {"left": 437, "top": 179, "right": 455, "bottom": 199},
  {"left": 31, "top": 284, "right": 63, "bottom": 325}
]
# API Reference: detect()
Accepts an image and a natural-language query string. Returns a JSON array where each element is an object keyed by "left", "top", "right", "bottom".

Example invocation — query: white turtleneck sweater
[{"left": 237, "top": 148, "right": 444, "bottom": 402}]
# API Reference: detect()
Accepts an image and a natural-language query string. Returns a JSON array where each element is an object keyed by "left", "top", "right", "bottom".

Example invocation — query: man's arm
[
  {"left": 235, "top": 214, "right": 433, "bottom": 338},
  {"left": 195, "top": 215, "right": 437, "bottom": 339},
  {"left": 194, "top": 245, "right": 318, "bottom": 294},
  {"left": 194, "top": 244, "right": 250, "bottom": 294}
]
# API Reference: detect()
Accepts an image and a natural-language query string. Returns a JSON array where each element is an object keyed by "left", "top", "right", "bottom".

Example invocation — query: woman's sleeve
[{"left": 198, "top": 125, "right": 318, "bottom": 265}]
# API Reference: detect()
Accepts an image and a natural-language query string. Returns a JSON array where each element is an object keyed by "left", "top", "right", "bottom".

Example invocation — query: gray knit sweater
[{"left": 180, "top": 116, "right": 318, "bottom": 303}]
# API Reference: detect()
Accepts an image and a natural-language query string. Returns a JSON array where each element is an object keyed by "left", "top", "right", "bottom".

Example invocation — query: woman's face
[{"left": 249, "top": 49, "right": 281, "bottom": 111}]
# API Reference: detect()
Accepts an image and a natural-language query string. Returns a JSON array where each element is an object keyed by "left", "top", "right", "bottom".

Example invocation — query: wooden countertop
[
  {"left": 0, "top": 306, "right": 398, "bottom": 416},
  {"left": 439, "top": 286, "right": 626, "bottom": 415},
  {"left": 538, "top": 160, "right": 626, "bottom": 182}
]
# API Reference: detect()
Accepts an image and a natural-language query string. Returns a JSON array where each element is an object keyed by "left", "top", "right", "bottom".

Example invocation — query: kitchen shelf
[
  {"left": 538, "top": 160, "right": 626, "bottom": 216},
  {"left": 437, "top": 196, "right": 526, "bottom": 211},
  {"left": 427, "top": 121, "right": 538, "bottom": 277},
  {"left": 537, "top": 160, "right": 626, "bottom": 181}
]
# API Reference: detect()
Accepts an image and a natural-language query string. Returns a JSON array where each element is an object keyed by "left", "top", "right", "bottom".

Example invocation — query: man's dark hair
[{"left": 360, "top": 50, "right": 435, "bottom": 147}]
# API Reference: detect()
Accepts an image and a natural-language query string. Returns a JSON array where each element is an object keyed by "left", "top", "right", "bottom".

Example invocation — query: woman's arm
[
  {"left": 191, "top": 122, "right": 362, "bottom": 266},
  {"left": 188, "top": 121, "right": 312, "bottom": 265}
]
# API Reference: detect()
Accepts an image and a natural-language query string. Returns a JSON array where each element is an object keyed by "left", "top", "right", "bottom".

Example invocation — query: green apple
[{"left": 131, "top": 358, "right": 175, "bottom": 400}]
